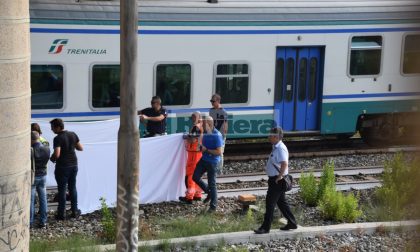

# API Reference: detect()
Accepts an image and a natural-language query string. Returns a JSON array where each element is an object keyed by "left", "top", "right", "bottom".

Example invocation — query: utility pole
[
  {"left": 116, "top": 0, "right": 140, "bottom": 251},
  {"left": 0, "top": 0, "right": 31, "bottom": 251}
]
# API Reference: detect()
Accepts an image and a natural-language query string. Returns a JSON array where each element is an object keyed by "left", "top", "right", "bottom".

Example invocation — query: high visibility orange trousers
[{"left": 185, "top": 151, "right": 202, "bottom": 200}]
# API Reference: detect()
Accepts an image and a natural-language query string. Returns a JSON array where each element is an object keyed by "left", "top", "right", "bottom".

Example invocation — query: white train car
[{"left": 30, "top": 0, "right": 420, "bottom": 140}]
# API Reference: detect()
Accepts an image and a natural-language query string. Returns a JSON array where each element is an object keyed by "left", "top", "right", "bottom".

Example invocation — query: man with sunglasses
[
  {"left": 138, "top": 96, "right": 168, "bottom": 137},
  {"left": 209, "top": 94, "right": 228, "bottom": 174}
]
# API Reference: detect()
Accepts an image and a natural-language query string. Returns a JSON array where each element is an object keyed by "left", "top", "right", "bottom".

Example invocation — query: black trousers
[
  {"left": 55, "top": 166, "right": 78, "bottom": 217},
  {"left": 261, "top": 177, "right": 297, "bottom": 231}
]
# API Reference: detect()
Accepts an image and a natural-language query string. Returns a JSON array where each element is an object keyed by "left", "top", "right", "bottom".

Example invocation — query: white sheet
[{"left": 32, "top": 119, "right": 186, "bottom": 213}]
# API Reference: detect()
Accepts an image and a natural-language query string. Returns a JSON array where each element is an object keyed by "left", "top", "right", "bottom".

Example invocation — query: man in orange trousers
[{"left": 179, "top": 112, "right": 203, "bottom": 204}]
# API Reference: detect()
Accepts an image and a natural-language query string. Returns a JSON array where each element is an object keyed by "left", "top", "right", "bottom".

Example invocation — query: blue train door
[{"left": 274, "top": 47, "right": 323, "bottom": 131}]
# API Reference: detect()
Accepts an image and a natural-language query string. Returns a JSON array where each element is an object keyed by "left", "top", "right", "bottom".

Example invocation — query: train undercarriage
[{"left": 357, "top": 111, "right": 420, "bottom": 145}]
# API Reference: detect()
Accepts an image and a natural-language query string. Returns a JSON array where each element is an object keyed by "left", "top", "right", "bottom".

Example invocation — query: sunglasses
[
  {"left": 151, "top": 101, "right": 159, "bottom": 104},
  {"left": 210, "top": 100, "right": 216, "bottom": 103}
]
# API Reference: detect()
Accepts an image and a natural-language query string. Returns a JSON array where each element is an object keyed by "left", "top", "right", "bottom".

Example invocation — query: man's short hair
[
  {"left": 151, "top": 96, "right": 161, "bottom": 103},
  {"left": 202, "top": 115, "right": 214, "bottom": 128},
  {"left": 50, "top": 118, "right": 64, "bottom": 130},
  {"left": 270, "top": 127, "right": 284, "bottom": 140},
  {"left": 31, "top": 131, "right": 40, "bottom": 141},
  {"left": 211, "top": 93, "right": 221, "bottom": 102},
  {"left": 31, "top": 123, "right": 42, "bottom": 135},
  {"left": 192, "top": 111, "right": 201, "bottom": 118}
]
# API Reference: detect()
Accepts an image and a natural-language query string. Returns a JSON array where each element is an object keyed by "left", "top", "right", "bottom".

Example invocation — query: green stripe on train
[
  {"left": 320, "top": 99, "right": 420, "bottom": 134},
  {"left": 139, "top": 100, "right": 420, "bottom": 137},
  {"left": 140, "top": 113, "right": 274, "bottom": 138}
]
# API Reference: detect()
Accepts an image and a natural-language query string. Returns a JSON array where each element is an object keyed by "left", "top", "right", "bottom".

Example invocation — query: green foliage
[
  {"left": 305, "top": 160, "right": 362, "bottom": 222},
  {"left": 155, "top": 209, "right": 263, "bottom": 240},
  {"left": 299, "top": 172, "right": 318, "bottom": 206},
  {"left": 99, "top": 197, "right": 116, "bottom": 243},
  {"left": 375, "top": 153, "right": 420, "bottom": 220},
  {"left": 30, "top": 235, "right": 100, "bottom": 252},
  {"left": 318, "top": 160, "right": 336, "bottom": 200},
  {"left": 318, "top": 186, "right": 361, "bottom": 222},
  {"left": 342, "top": 193, "right": 362, "bottom": 222},
  {"left": 299, "top": 160, "right": 335, "bottom": 207}
]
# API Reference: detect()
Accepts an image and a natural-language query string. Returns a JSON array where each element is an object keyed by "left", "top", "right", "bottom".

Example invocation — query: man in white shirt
[{"left": 254, "top": 127, "right": 297, "bottom": 234}]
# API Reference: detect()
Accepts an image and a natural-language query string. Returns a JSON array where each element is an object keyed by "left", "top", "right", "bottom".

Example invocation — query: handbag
[
  {"left": 273, "top": 163, "right": 293, "bottom": 192},
  {"left": 282, "top": 174, "right": 293, "bottom": 192}
]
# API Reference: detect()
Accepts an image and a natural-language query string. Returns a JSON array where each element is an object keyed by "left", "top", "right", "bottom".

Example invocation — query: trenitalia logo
[
  {"left": 48, "top": 39, "right": 68, "bottom": 54},
  {"left": 48, "top": 39, "right": 107, "bottom": 55}
]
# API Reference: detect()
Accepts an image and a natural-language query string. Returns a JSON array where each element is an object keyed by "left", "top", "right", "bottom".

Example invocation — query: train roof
[{"left": 30, "top": 0, "right": 420, "bottom": 23}]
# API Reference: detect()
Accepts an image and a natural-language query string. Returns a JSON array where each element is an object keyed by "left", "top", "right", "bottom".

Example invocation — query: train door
[{"left": 274, "top": 47, "right": 323, "bottom": 131}]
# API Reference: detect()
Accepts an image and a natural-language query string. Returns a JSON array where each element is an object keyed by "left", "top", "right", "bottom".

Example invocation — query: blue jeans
[
  {"left": 55, "top": 166, "right": 78, "bottom": 216},
  {"left": 193, "top": 159, "right": 218, "bottom": 209},
  {"left": 30, "top": 175, "right": 48, "bottom": 225}
]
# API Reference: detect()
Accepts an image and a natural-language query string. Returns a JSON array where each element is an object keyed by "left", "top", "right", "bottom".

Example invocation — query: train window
[
  {"left": 92, "top": 65, "right": 120, "bottom": 108},
  {"left": 31, "top": 65, "right": 63, "bottom": 110},
  {"left": 215, "top": 64, "right": 249, "bottom": 103},
  {"left": 349, "top": 36, "right": 382, "bottom": 76},
  {"left": 285, "top": 58, "right": 294, "bottom": 102},
  {"left": 274, "top": 59, "right": 284, "bottom": 102},
  {"left": 402, "top": 34, "right": 420, "bottom": 74},
  {"left": 156, "top": 64, "right": 191, "bottom": 106},
  {"left": 298, "top": 58, "right": 307, "bottom": 101},
  {"left": 309, "top": 57, "right": 318, "bottom": 102}
]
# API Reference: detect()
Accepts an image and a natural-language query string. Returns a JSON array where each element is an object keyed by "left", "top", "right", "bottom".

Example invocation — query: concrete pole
[
  {"left": 116, "top": 0, "right": 140, "bottom": 251},
  {"left": 0, "top": 0, "right": 31, "bottom": 251}
]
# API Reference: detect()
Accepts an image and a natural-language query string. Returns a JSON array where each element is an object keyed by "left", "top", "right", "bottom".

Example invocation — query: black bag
[
  {"left": 273, "top": 163, "right": 293, "bottom": 192},
  {"left": 282, "top": 174, "right": 293, "bottom": 192}
]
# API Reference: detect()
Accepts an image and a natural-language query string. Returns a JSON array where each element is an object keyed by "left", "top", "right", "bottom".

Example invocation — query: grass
[
  {"left": 152, "top": 208, "right": 263, "bottom": 240},
  {"left": 30, "top": 235, "right": 101, "bottom": 252},
  {"left": 29, "top": 202, "right": 269, "bottom": 251}
]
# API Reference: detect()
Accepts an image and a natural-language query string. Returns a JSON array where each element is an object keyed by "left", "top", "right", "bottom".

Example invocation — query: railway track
[
  {"left": 216, "top": 165, "right": 384, "bottom": 184},
  {"left": 217, "top": 180, "right": 382, "bottom": 198},
  {"left": 224, "top": 138, "right": 419, "bottom": 161},
  {"left": 216, "top": 165, "right": 383, "bottom": 197},
  {"left": 44, "top": 166, "right": 384, "bottom": 210}
]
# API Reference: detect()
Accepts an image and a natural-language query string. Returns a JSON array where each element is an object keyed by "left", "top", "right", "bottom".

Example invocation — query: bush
[
  {"left": 318, "top": 160, "right": 336, "bottom": 200},
  {"left": 298, "top": 160, "right": 362, "bottom": 222},
  {"left": 375, "top": 153, "right": 420, "bottom": 220},
  {"left": 299, "top": 172, "right": 318, "bottom": 206},
  {"left": 343, "top": 193, "right": 362, "bottom": 222},
  {"left": 99, "top": 197, "right": 116, "bottom": 243},
  {"left": 318, "top": 186, "right": 342, "bottom": 220},
  {"left": 319, "top": 186, "right": 361, "bottom": 222}
]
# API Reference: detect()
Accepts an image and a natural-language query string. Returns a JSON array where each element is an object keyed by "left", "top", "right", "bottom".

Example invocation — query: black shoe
[
  {"left": 55, "top": 214, "right": 65, "bottom": 221},
  {"left": 203, "top": 195, "right": 211, "bottom": 204},
  {"left": 178, "top": 197, "right": 193, "bottom": 204},
  {"left": 70, "top": 209, "right": 81, "bottom": 218},
  {"left": 193, "top": 196, "right": 202, "bottom": 201},
  {"left": 280, "top": 224, "right": 297, "bottom": 231},
  {"left": 254, "top": 228, "right": 269, "bottom": 234},
  {"left": 38, "top": 223, "right": 47, "bottom": 229}
]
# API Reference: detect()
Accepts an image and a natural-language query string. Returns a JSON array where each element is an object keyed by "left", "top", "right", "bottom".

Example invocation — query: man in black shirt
[
  {"left": 30, "top": 131, "right": 50, "bottom": 228},
  {"left": 138, "top": 96, "right": 168, "bottom": 137},
  {"left": 50, "top": 118, "right": 83, "bottom": 220}
]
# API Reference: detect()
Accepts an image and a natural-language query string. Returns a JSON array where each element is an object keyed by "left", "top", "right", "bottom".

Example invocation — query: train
[{"left": 30, "top": 0, "right": 420, "bottom": 142}]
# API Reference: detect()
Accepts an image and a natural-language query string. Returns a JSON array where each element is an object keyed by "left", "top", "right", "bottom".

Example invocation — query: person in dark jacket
[{"left": 30, "top": 131, "right": 50, "bottom": 228}]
